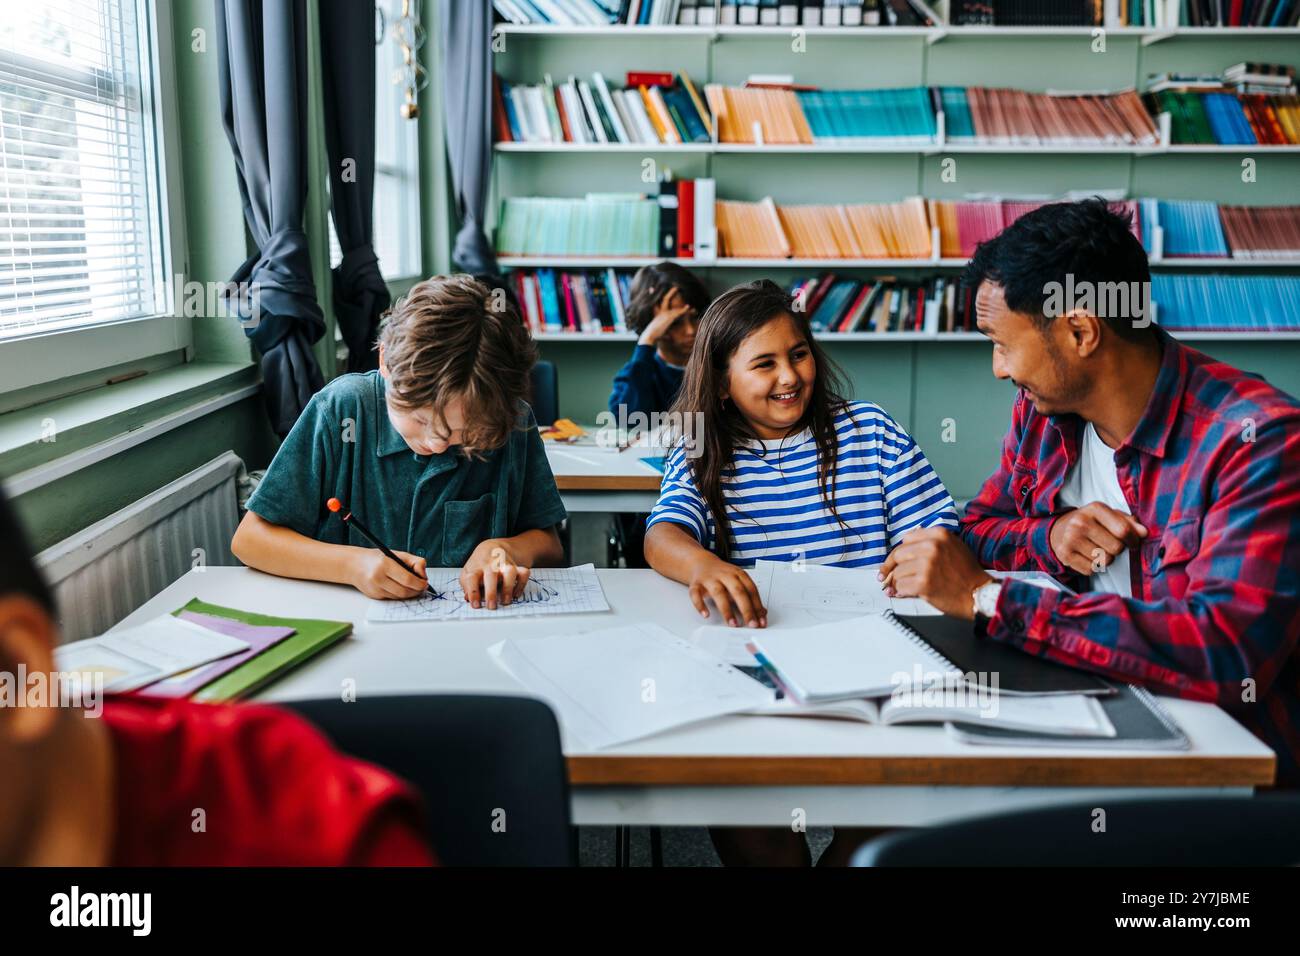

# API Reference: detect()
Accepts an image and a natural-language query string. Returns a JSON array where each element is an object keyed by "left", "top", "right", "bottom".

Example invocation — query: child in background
[
  {"left": 644, "top": 279, "right": 958, "bottom": 866},
  {"left": 232, "top": 275, "right": 567, "bottom": 609},
  {"left": 0, "top": 490, "right": 433, "bottom": 865},
  {"left": 607, "top": 261, "right": 711, "bottom": 418},
  {"left": 607, "top": 262, "right": 711, "bottom": 566}
]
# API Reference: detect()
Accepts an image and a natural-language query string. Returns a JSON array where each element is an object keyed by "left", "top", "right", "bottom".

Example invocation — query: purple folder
[{"left": 138, "top": 611, "right": 295, "bottom": 698}]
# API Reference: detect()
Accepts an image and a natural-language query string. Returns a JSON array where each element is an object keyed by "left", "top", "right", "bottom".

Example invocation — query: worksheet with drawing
[
  {"left": 748, "top": 559, "right": 943, "bottom": 624},
  {"left": 366, "top": 563, "right": 611, "bottom": 623}
]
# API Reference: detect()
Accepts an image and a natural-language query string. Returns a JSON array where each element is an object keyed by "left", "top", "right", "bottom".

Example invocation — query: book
[
  {"left": 175, "top": 599, "right": 352, "bottom": 702},
  {"left": 948, "top": 684, "right": 1190, "bottom": 749}
]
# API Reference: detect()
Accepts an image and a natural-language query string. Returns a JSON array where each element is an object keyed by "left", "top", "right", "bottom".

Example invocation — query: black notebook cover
[
  {"left": 892, "top": 612, "right": 1113, "bottom": 696},
  {"left": 949, "top": 684, "right": 1190, "bottom": 749}
]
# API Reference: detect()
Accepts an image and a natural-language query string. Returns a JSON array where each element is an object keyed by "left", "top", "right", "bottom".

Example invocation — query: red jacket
[{"left": 103, "top": 696, "right": 434, "bottom": 866}]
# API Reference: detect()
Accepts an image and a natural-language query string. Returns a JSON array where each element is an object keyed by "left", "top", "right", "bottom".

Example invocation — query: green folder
[{"left": 171, "top": 599, "right": 352, "bottom": 702}]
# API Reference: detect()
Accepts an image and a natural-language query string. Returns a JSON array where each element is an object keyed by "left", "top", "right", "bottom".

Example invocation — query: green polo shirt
[{"left": 245, "top": 371, "right": 567, "bottom": 567}]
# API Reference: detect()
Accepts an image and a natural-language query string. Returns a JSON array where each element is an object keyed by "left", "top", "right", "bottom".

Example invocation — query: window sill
[{"left": 0, "top": 362, "right": 261, "bottom": 496}]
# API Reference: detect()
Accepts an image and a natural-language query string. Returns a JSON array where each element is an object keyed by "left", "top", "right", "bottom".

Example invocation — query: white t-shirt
[{"left": 1058, "top": 422, "right": 1134, "bottom": 597}]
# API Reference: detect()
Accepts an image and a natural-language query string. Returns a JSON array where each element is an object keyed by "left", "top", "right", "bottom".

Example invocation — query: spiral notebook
[{"left": 748, "top": 614, "right": 962, "bottom": 703}]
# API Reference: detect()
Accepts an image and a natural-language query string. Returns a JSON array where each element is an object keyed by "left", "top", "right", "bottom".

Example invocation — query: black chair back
[
  {"left": 529, "top": 360, "right": 559, "bottom": 427},
  {"left": 853, "top": 795, "right": 1300, "bottom": 866},
  {"left": 283, "top": 694, "right": 574, "bottom": 866}
]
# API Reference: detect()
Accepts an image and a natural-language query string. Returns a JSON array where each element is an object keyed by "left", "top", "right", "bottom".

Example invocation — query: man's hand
[
  {"left": 687, "top": 554, "right": 767, "bottom": 628},
  {"left": 460, "top": 539, "right": 530, "bottom": 610},
  {"left": 878, "top": 528, "right": 991, "bottom": 620},
  {"left": 1049, "top": 502, "right": 1148, "bottom": 577},
  {"left": 637, "top": 289, "right": 695, "bottom": 347}
]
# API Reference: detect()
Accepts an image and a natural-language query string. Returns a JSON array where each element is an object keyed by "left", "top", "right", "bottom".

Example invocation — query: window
[
  {"left": 0, "top": 0, "right": 171, "bottom": 342},
  {"left": 329, "top": 0, "right": 422, "bottom": 282}
]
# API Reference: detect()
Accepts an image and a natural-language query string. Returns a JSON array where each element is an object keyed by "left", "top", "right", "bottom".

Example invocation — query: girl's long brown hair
[{"left": 669, "top": 279, "right": 851, "bottom": 560}]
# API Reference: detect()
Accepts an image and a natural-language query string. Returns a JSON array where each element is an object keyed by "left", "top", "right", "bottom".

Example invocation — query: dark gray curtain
[
  {"left": 439, "top": 0, "right": 496, "bottom": 274},
  {"left": 319, "top": 0, "right": 389, "bottom": 373},
  {"left": 215, "top": 0, "right": 325, "bottom": 438}
]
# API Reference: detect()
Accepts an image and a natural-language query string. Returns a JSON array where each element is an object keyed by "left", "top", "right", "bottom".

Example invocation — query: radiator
[{"left": 36, "top": 452, "right": 244, "bottom": 643}]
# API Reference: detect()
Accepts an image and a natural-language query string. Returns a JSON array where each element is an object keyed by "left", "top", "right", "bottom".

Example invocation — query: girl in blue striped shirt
[
  {"left": 645, "top": 278, "right": 958, "bottom": 867},
  {"left": 646, "top": 279, "right": 958, "bottom": 630}
]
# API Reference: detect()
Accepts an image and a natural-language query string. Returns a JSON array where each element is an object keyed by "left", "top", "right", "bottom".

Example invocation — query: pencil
[{"left": 326, "top": 498, "right": 443, "bottom": 599}]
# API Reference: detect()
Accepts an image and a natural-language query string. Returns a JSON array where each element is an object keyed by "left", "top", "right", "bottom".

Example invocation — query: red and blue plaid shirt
[{"left": 960, "top": 329, "right": 1300, "bottom": 786}]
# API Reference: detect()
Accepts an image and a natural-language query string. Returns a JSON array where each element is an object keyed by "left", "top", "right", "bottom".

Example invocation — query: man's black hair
[
  {"left": 961, "top": 197, "right": 1154, "bottom": 342},
  {"left": 0, "top": 487, "right": 55, "bottom": 615}
]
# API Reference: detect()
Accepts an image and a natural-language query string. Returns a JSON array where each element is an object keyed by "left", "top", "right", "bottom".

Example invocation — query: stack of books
[
  {"left": 797, "top": 87, "right": 939, "bottom": 141},
  {"left": 494, "top": 71, "right": 712, "bottom": 145},
  {"left": 498, "top": 177, "right": 716, "bottom": 259},
  {"left": 790, "top": 274, "right": 966, "bottom": 333},
  {"left": 1145, "top": 85, "right": 1300, "bottom": 145},
  {"left": 1138, "top": 199, "right": 1229, "bottom": 257},
  {"left": 1218, "top": 205, "right": 1300, "bottom": 259},
  {"left": 495, "top": 195, "right": 660, "bottom": 256},
  {"left": 511, "top": 268, "right": 632, "bottom": 333},
  {"left": 942, "top": 87, "right": 1160, "bottom": 146},
  {"left": 719, "top": 1, "right": 939, "bottom": 25},
  {"left": 1152, "top": 275, "right": 1300, "bottom": 331},
  {"left": 952, "top": 0, "right": 1300, "bottom": 26},
  {"left": 716, "top": 197, "right": 935, "bottom": 259},
  {"left": 929, "top": 197, "right": 1141, "bottom": 257},
  {"left": 1225, "top": 62, "right": 1298, "bottom": 96},
  {"left": 493, "top": 0, "right": 717, "bottom": 25}
]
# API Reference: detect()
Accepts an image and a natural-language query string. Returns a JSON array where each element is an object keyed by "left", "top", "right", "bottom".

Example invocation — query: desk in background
[
  {"left": 113, "top": 568, "right": 1275, "bottom": 828},
  {"left": 544, "top": 440, "right": 663, "bottom": 514}
]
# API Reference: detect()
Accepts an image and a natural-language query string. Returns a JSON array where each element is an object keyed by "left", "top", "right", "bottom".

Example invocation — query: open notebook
[
  {"left": 743, "top": 617, "right": 1115, "bottom": 737},
  {"left": 748, "top": 614, "right": 960, "bottom": 702}
]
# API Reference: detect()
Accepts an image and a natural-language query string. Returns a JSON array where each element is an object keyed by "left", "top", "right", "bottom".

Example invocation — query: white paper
[
  {"left": 488, "top": 623, "right": 774, "bottom": 750},
  {"left": 366, "top": 563, "right": 611, "bottom": 623},
  {"left": 690, "top": 625, "right": 761, "bottom": 667},
  {"left": 749, "top": 559, "right": 943, "bottom": 624},
  {"left": 55, "top": 616, "right": 249, "bottom": 693}
]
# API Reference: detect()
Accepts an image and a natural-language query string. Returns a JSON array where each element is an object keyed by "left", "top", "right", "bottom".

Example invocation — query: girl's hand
[
  {"left": 460, "top": 539, "right": 531, "bottom": 609},
  {"left": 687, "top": 555, "right": 767, "bottom": 628},
  {"left": 638, "top": 289, "right": 696, "bottom": 346},
  {"left": 351, "top": 548, "right": 429, "bottom": 600}
]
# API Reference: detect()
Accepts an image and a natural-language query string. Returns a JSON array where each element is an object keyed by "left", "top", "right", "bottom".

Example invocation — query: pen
[
  {"left": 326, "top": 497, "right": 443, "bottom": 599},
  {"left": 745, "top": 643, "right": 803, "bottom": 705}
]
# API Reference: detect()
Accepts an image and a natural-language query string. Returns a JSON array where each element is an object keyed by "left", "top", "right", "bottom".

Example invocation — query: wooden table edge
[
  {"left": 554, "top": 474, "right": 662, "bottom": 491},
  {"left": 565, "top": 754, "right": 1277, "bottom": 788}
]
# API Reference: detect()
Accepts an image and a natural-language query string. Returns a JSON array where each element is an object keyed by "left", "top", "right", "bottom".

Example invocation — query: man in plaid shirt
[{"left": 880, "top": 199, "right": 1300, "bottom": 786}]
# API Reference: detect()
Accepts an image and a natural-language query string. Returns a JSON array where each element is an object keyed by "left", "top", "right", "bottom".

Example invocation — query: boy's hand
[
  {"left": 461, "top": 539, "right": 530, "bottom": 610},
  {"left": 688, "top": 555, "right": 767, "bottom": 628},
  {"left": 352, "top": 548, "right": 429, "bottom": 600}
]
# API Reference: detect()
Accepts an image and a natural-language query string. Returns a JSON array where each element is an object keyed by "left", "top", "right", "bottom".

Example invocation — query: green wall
[{"left": 500, "top": 28, "right": 1300, "bottom": 500}]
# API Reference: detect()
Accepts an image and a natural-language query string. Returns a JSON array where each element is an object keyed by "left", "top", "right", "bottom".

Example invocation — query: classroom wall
[{"left": 501, "top": 30, "right": 1300, "bottom": 500}]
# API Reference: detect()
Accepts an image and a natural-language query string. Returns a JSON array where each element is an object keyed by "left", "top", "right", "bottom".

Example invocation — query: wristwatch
[{"left": 972, "top": 579, "right": 1003, "bottom": 623}]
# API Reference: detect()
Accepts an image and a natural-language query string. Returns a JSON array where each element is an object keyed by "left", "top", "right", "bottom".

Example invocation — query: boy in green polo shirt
[{"left": 231, "top": 274, "right": 567, "bottom": 609}]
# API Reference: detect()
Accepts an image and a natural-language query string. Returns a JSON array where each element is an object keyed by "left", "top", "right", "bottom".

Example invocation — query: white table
[
  {"left": 544, "top": 441, "right": 662, "bottom": 513},
  {"left": 115, "top": 567, "right": 1275, "bottom": 827}
]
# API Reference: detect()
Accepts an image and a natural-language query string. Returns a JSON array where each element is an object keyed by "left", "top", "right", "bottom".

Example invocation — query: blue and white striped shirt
[{"left": 647, "top": 401, "right": 958, "bottom": 568}]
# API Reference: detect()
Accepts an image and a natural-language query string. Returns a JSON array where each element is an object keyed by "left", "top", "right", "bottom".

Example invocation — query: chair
[
  {"left": 852, "top": 795, "right": 1300, "bottom": 866},
  {"left": 529, "top": 360, "right": 559, "bottom": 427},
  {"left": 282, "top": 694, "right": 575, "bottom": 866}
]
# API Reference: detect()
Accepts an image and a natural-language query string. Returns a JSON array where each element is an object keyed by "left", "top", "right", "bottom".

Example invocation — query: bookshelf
[
  {"left": 493, "top": 25, "right": 1300, "bottom": 41},
  {"left": 489, "top": 14, "right": 1300, "bottom": 497}
]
